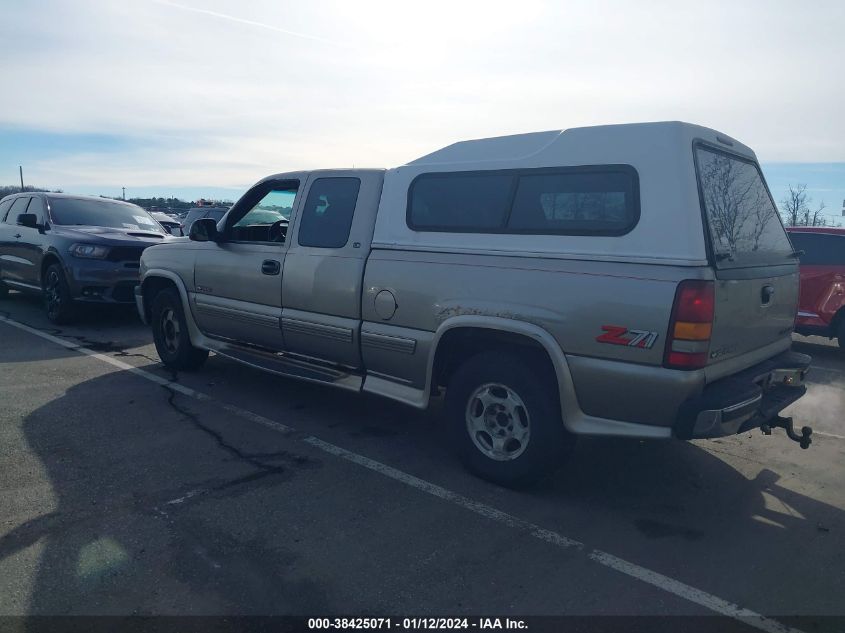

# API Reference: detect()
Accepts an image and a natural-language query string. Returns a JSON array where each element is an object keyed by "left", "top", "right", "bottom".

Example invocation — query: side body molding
[{"left": 411, "top": 315, "right": 670, "bottom": 439}]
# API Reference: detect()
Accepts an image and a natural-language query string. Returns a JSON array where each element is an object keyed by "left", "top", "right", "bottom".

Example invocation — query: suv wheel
[
  {"left": 0, "top": 280, "right": 8, "bottom": 299},
  {"left": 151, "top": 288, "right": 208, "bottom": 370},
  {"left": 445, "top": 351, "right": 574, "bottom": 487},
  {"left": 43, "top": 264, "right": 75, "bottom": 324},
  {"left": 837, "top": 319, "right": 845, "bottom": 350}
]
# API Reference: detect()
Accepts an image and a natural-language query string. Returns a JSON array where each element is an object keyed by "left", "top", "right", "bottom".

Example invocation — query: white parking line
[
  {"left": 0, "top": 315, "right": 806, "bottom": 633},
  {"left": 808, "top": 364, "right": 845, "bottom": 375},
  {"left": 815, "top": 430, "right": 845, "bottom": 440}
]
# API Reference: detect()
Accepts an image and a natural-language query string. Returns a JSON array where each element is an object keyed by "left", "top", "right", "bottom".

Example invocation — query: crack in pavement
[{"left": 162, "top": 384, "right": 318, "bottom": 477}]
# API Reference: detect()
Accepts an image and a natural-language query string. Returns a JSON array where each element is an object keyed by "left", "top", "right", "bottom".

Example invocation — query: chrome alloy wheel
[
  {"left": 465, "top": 382, "right": 530, "bottom": 461},
  {"left": 160, "top": 307, "right": 181, "bottom": 354}
]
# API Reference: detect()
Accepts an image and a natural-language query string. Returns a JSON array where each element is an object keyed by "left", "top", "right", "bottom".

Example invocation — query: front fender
[{"left": 140, "top": 269, "right": 205, "bottom": 347}]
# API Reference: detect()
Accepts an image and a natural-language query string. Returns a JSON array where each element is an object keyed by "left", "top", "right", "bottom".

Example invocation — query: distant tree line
[
  {"left": 2, "top": 187, "right": 231, "bottom": 212},
  {"left": 124, "top": 197, "right": 196, "bottom": 211},
  {"left": 0, "top": 185, "right": 62, "bottom": 198}
]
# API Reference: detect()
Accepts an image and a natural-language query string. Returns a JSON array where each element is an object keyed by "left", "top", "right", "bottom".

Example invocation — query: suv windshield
[
  {"left": 695, "top": 146, "right": 792, "bottom": 267},
  {"left": 49, "top": 197, "right": 165, "bottom": 233}
]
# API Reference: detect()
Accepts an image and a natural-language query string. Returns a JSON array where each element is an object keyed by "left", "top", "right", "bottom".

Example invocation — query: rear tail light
[{"left": 664, "top": 280, "right": 714, "bottom": 370}]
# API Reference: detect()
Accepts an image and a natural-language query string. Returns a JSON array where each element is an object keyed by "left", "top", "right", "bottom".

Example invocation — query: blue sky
[{"left": 1, "top": 1, "right": 843, "bottom": 211}]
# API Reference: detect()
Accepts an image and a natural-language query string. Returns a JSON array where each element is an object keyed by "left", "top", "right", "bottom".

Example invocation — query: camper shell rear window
[
  {"left": 407, "top": 165, "right": 640, "bottom": 236},
  {"left": 694, "top": 143, "right": 793, "bottom": 268}
]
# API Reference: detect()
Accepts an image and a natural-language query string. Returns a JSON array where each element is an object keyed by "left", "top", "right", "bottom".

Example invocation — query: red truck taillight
[{"left": 664, "top": 280, "right": 714, "bottom": 370}]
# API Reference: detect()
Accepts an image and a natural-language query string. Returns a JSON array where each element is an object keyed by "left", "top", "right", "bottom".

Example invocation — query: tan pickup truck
[{"left": 136, "top": 121, "right": 813, "bottom": 485}]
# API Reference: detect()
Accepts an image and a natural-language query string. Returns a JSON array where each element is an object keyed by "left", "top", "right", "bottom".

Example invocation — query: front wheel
[
  {"left": 151, "top": 288, "right": 208, "bottom": 370},
  {"left": 445, "top": 351, "right": 574, "bottom": 487},
  {"left": 837, "top": 320, "right": 845, "bottom": 350},
  {"left": 43, "top": 263, "right": 75, "bottom": 324}
]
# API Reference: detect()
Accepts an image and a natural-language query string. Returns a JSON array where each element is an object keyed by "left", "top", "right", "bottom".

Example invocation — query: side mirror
[
  {"left": 189, "top": 217, "right": 221, "bottom": 242},
  {"left": 17, "top": 213, "right": 38, "bottom": 229}
]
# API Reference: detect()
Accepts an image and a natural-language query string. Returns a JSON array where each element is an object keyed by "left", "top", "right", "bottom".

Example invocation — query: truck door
[
  {"left": 191, "top": 177, "right": 303, "bottom": 351},
  {"left": 281, "top": 170, "right": 384, "bottom": 368}
]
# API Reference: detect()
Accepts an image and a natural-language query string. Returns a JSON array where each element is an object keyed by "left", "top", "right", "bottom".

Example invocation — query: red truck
[{"left": 787, "top": 226, "right": 845, "bottom": 348}]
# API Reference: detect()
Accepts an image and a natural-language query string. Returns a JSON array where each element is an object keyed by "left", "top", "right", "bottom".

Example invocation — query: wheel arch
[
  {"left": 425, "top": 316, "right": 575, "bottom": 427},
  {"left": 139, "top": 270, "right": 202, "bottom": 344},
  {"left": 39, "top": 250, "right": 65, "bottom": 287},
  {"left": 830, "top": 305, "right": 845, "bottom": 334}
]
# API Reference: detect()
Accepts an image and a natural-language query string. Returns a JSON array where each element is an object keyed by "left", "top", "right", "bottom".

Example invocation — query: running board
[{"left": 212, "top": 342, "right": 363, "bottom": 392}]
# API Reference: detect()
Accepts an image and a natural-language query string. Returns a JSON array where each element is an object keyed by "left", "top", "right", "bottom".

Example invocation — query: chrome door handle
[{"left": 261, "top": 259, "right": 280, "bottom": 275}]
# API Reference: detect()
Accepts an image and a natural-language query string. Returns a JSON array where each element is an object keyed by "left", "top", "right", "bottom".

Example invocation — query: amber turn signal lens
[{"left": 673, "top": 321, "right": 712, "bottom": 341}]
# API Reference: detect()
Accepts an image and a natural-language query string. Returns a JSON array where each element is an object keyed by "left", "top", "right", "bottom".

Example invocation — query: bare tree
[
  {"left": 808, "top": 200, "right": 828, "bottom": 227},
  {"left": 781, "top": 184, "right": 827, "bottom": 227}
]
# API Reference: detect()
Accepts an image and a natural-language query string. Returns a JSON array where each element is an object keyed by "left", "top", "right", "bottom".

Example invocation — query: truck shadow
[
  {"left": 3, "top": 366, "right": 844, "bottom": 618},
  {"left": 1, "top": 291, "right": 151, "bottom": 364}
]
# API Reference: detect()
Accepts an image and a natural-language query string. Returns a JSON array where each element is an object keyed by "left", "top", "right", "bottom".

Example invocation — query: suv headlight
[{"left": 69, "top": 243, "right": 110, "bottom": 259}]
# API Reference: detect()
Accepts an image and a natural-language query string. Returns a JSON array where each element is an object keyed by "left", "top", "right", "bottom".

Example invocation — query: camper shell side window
[{"left": 406, "top": 165, "right": 640, "bottom": 237}]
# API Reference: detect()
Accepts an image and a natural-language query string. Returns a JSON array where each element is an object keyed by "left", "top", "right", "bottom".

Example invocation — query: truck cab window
[
  {"left": 298, "top": 178, "right": 361, "bottom": 248},
  {"left": 231, "top": 188, "right": 297, "bottom": 243}
]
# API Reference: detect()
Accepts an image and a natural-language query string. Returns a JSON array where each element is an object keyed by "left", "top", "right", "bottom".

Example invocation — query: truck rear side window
[
  {"left": 695, "top": 145, "right": 792, "bottom": 267},
  {"left": 407, "top": 166, "right": 638, "bottom": 235},
  {"left": 787, "top": 232, "right": 845, "bottom": 266}
]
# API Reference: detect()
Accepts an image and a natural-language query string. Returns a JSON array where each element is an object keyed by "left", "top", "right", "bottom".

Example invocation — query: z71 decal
[{"left": 596, "top": 325, "right": 659, "bottom": 349}]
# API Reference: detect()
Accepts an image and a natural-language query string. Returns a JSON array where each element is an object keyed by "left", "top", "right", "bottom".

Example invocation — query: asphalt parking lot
[{"left": 1, "top": 291, "right": 843, "bottom": 630}]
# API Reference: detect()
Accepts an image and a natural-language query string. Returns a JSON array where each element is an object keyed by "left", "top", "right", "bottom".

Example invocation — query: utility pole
[
  {"left": 122, "top": 186, "right": 126, "bottom": 201},
  {"left": 19, "top": 166, "right": 24, "bottom": 191}
]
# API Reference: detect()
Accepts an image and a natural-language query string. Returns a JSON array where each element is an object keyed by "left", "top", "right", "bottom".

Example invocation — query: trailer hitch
[{"left": 761, "top": 416, "right": 812, "bottom": 449}]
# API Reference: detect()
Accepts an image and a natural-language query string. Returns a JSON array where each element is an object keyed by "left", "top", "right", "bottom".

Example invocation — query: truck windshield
[
  {"left": 695, "top": 146, "right": 792, "bottom": 267},
  {"left": 49, "top": 197, "right": 165, "bottom": 233}
]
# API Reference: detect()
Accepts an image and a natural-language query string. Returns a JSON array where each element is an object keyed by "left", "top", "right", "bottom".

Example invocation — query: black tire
[
  {"left": 0, "top": 280, "right": 8, "bottom": 299},
  {"left": 837, "top": 320, "right": 845, "bottom": 350},
  {"left": 43, "top": 263, "right": 76, "bottom": 324},
  {"left": 445, "top": 351, "right": 574, "bottom": 487},
  {"left": 151, "top": 288, "right": 208, "bottom": 370}
]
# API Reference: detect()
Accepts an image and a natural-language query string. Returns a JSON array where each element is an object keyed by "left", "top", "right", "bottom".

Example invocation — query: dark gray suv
[{"left": 0, "top": 192, "right": 170, "bottom": 323}]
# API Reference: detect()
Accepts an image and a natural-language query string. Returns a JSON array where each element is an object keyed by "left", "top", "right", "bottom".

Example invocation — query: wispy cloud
[{"left": 150, "top": 0, "right": 345, "bottom": 46}]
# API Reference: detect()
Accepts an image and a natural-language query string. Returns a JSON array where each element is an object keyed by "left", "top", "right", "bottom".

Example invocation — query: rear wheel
[
  {"left": 837, "top": 319, "right": 845, "bottom": 350},
  {"left": 445, "top": 351, "right": 574, "bottom": 487},
  {"left": 151, "top": 288, "right": 208, "bottom": 370},
  {"left": 43, "top": 263, "right": 75, "bottom": 324}
]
